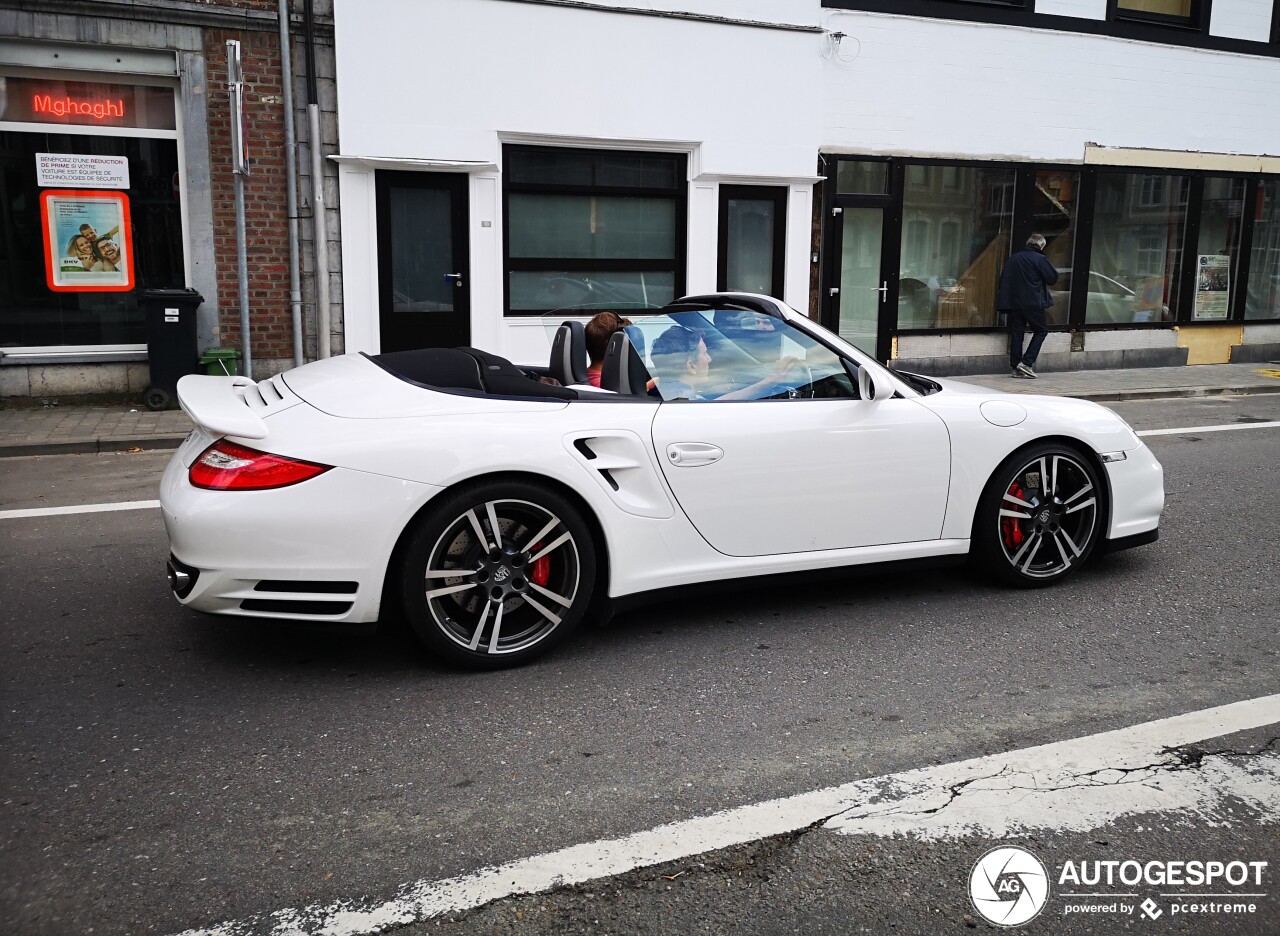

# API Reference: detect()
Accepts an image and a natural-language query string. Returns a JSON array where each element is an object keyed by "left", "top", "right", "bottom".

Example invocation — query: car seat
[
  {"left": 549, "top": 320, "right": 588, "bottom": 386},
  {"left": 600, "top": 330, "right": 651, "bottom": 396}
]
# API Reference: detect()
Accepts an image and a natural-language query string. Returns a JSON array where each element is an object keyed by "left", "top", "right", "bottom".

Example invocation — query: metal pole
[
  {"left": 227, "top": 39, "right": 254, "bottom": 380},
  {"left": 309, "top": 102, "right": 331, "bottom": 359},
  {"left": 278, "top": 0, "right": 304, "bottom": 368},
  {"left": 234, "top": 171, "right": 253, "bottom": 379}
]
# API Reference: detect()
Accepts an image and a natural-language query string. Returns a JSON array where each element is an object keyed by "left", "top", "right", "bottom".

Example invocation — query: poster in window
[
  {"left": 1193, "top": 254, "right": 1230, "bottom": 320},
  {"left": 40, "top": 189, "right": 134, "bottom": 292}
]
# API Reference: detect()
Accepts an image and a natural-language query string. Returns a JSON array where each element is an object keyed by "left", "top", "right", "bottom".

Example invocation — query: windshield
[{"left": 542, "top": 304, "right": 857, "bottom": 401}]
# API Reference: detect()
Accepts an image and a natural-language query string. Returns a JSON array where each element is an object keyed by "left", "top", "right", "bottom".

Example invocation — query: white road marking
[
  {"left": 0, "top": 499, "right": 160, "bottom": 520},
  {"left": 1137, "top": 420, "right": 1280, "bottom": 436},
  {"left": 172, "top": 694, "right": 1280, "bottom": 936}
]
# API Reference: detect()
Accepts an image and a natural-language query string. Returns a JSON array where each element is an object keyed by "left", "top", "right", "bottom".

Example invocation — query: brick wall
[{"left": 203, "top": 28, "right": 295, "bottom": 362}]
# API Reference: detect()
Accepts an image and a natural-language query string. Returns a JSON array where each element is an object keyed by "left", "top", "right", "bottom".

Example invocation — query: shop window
[
  {"left": 1245, "top": 179, "right": 1280, "bottom": 320},
  {"left": 898, "top": 165, "right": 1015, "bottom": 329},
  {"left": 0, "top": 130, "right": 185, "bottom": 347},
  {"left": 1086, "top": 172, "right": 1189, "bottom": 324},
  {"left": 1034, "top": 170, "right": 1080, "bottom": 326},
  {"left": 1112, "top": 0, "right": 1205, "bottom": 27},
  {"left": 718, "top": 185, "right": 786, "bottom": 299},
  {"left": 503, "top": 146, "right": 685, "bottom": 312}
]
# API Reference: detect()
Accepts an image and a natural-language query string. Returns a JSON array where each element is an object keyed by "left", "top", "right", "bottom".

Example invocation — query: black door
[{"left": 376, "top": 171, "right": 470, "bottom": 351}]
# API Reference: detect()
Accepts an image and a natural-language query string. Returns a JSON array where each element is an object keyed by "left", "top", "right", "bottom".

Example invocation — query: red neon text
[{"left": 32, "top": 95, "right": 126, "bottom": 120}]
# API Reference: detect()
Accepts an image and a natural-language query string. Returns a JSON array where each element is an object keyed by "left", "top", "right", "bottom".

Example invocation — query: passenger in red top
[{"left": 584, "top": 311, "right": 631, "bottom": 387}]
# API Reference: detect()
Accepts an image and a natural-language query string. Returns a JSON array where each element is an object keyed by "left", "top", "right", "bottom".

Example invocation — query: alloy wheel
[
  {"left": 996, "top": 451, "right": 1098, "bottom": 580},
  {"left": 422, "top": 498, "right": 581, "bottom": 655}
]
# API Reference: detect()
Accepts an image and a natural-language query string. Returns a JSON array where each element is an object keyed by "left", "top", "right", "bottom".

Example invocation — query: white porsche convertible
[{"left": 161, "top": 293, "right": 1163, "bottom": 668}]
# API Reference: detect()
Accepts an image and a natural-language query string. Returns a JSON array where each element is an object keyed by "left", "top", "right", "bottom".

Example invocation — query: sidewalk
[{"left": 1, "top": 362, "right": 1279, "bottom": 458}]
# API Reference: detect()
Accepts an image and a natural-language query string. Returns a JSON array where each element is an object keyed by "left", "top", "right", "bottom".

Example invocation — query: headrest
[
  {"left": 549, "top": 320, "right": 587, "bottom": 386},
  {"left": 600, "top": 330, "right": 651, "bottom": 396},
  {"left": 622, "top": 324, "right": 646, "bottom": 360}
]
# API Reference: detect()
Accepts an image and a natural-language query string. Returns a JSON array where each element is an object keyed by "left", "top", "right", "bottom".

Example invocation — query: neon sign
[
  {"left": 0, "top": 77, "right": 174, "bottom": 130},
  {"left": 33, "top": 95, "right": 126, "bottom": 121}
]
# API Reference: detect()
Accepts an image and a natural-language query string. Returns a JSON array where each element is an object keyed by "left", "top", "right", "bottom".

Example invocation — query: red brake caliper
[
  {"left": 530, "top": 543, "right": 550, "bottom": 587},
  {"left": 1001, "top": 481, "right": 1026, "bottom": 550}
]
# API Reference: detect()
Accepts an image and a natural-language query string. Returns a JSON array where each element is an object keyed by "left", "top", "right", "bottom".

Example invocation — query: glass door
[
  {"left": 376, "top": 171, "right": 470, "bottom": 351},
  {"left": 823, "top": 159, "right": 898, "bottom": 360},
  {"left": 835, "top": 207, "right": 886, "bottom": 356}
]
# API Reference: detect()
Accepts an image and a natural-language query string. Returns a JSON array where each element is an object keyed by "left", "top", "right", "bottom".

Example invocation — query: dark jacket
[{"left": 998, "top": 247, "right": 1059, "bottom": 311}]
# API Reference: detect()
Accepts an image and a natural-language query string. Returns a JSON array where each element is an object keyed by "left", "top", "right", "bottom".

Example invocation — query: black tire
[
  {"left": 143, "top": 387, "right": 171, "bottom": 411},
  {"left": 973, "top": 442, "right": 1103, "bottom": 588},
  {"left": 399, "top": 479, "right": 596, "bottom": 669}
]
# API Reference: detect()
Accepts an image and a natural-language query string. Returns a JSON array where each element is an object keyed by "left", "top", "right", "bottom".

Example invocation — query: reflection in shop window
[
  {"left": 1246, "top": 180, "right": 1280, "bottom": 321},
  {"left": 1087, "top": 173, "right": 1188, "bottom": 324},
  {"left": 897, "top": 164, "right": 1015, "bottom": 329},
  {"left": 1035, "top": 170, "right": 1080, "bottom": 326}
]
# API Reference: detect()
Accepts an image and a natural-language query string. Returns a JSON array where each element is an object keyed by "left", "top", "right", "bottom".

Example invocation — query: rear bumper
[{"left": 160, "top": 447, "right": 442, "bottom": 624}]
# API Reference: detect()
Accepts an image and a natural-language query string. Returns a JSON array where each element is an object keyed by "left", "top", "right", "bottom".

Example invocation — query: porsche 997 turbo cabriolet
[{"left": 161, "top": 293, "right": 1163, "bottom": 668}]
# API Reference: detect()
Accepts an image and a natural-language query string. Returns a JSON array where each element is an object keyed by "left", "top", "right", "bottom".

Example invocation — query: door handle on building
[{"left": 444, "top": 273, "right": 463, "bottom": 287}]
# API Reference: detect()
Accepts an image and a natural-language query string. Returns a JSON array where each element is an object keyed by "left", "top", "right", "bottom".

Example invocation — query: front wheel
[
  {"left": 399, "top": 480, "right": 596, "bottom": 668},
  {"left": 973, "top": 444, "right": 1103, "bottom": 587}
]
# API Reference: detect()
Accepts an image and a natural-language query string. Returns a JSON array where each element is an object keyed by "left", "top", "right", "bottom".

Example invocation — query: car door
[{"left": 651, "top": 391, "right": 951, "bottom": 558}]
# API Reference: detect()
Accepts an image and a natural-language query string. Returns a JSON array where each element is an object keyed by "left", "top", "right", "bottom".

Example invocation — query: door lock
[{"left": 444, "top": 273, "right": 463, "bottom": 287}]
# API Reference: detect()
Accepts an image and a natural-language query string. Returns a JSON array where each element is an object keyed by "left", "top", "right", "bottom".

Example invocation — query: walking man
[{"left": 998, "top": 233, "right": 1058, "bottom": 378}]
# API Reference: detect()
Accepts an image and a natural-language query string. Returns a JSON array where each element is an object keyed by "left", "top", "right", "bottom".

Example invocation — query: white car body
[{"left": 160, "top": 294, "right": 1163, "bottom": 665}]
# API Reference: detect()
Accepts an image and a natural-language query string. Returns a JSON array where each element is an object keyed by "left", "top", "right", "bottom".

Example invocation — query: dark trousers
[{"left": 1007, "top": 307, "right": 1048, "bottom": 369}]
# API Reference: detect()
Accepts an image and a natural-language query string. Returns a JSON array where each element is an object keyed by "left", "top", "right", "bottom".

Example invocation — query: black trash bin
[{"left": 139, "top": 288, "right": 204, "bottom": 411}]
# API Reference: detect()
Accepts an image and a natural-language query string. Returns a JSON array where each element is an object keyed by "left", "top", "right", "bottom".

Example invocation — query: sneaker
[
  {"left": 1016, "top": 363, "right": 1037, "bottom": 378},
  {"left": 1011, "top": 369, "right": 1026, "bottom": 378}
]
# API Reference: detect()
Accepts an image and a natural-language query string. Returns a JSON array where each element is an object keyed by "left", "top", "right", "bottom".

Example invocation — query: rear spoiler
[{"left": 177, "top": 374, "right": 268, "bottom": 440}]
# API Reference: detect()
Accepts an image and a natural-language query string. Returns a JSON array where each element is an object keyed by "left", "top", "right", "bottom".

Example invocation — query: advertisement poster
[
  {"left": 1193, "top": 254, "right": 1230, "bottom": 320},
  {"left": 36, "top": 153, "right": 130, "bottom": 189},
  {"left": 39, "top": 189, "right": 134, "bottom": 292}
]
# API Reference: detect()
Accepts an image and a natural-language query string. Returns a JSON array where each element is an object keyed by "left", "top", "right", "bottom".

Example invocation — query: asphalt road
[{"left": 1, "top": 394, "right": 1277, "bottom": 935}]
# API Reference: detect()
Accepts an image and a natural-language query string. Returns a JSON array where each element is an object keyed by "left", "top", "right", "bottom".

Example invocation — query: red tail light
[{"left": 190, "top": 440, "right": 331, "bottom": 491}]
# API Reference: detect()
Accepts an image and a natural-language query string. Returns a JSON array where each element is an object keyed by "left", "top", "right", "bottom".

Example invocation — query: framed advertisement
[
  {"left": 40, "top": 189, "right": 134, "bottom": 292},
  {"left": 1193, "top": 254, "right": 1230, "bottom": 320}
]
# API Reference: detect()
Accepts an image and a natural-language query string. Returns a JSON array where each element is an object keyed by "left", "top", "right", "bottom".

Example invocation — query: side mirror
[{"left": 848, "top": 360, "right": 893, "bottom": 402}]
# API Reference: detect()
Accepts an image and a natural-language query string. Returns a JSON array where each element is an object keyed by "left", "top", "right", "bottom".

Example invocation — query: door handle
[
  {"left": 444, "top": 273, "right": 463, "bottom": 287},
  {"left": 874, "top": 281, "right": 887, "bottom": 299},
  {"left": 665, "top": 442, "right": 723, "bottom": 467}
]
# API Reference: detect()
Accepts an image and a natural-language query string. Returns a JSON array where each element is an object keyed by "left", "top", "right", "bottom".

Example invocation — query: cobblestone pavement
[{"left": 2, "top": 362, "right": 1279, "bottom": 457}]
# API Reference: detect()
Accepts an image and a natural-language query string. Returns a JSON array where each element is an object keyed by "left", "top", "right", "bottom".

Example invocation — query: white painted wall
[
  {"left": 1035, "top": 0, "right": 1107, "bottom": 20},
  {"left": 821, "top": 11, "right": 1280, "bottom": 162},
  {"left": 1210, "top": 0, "right": 1276, "bottom": 42},
  {"left": 333, "top": 0, "right": 822, "bottom": 361}
]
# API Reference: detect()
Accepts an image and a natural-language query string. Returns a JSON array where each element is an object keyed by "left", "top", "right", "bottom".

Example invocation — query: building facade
[
  {"left": 0, "top": 0, "right": 340, "bottom": 399},
  {"left": 330, "top": 0, "right": 1280, "bottom": 374},
  {"left": 2, "top": 0, "right": 1277, "bottom": 399}
]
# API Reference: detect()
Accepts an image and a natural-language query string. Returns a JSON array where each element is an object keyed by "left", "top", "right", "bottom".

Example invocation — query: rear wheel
[
  {"left": 399, "top": 480, "right": 596, "bottom": 668},
  {"left": 973, "top": 443, "right": 1102, "bottom": 587}
]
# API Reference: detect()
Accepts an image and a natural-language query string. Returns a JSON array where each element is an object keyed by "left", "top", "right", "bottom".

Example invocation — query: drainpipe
[
  {"left": 279, "top": 0, "right": 303, "bottom": 368},
  {"left": 304, "top": 0, "right": 331, "bottom": 358}
]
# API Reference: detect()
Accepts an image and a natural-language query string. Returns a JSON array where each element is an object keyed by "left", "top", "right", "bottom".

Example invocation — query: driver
[{"left": 650, "top": 323, "right": 802, "bottom": 402}]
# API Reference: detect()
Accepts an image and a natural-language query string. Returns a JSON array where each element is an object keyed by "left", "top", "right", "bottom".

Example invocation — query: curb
[
  {"left": 1064, "top": 384, "right": 1280, "bottom": 403},
  {"left": 0, "top": 434, "right": 188, "bottom": 459}
]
